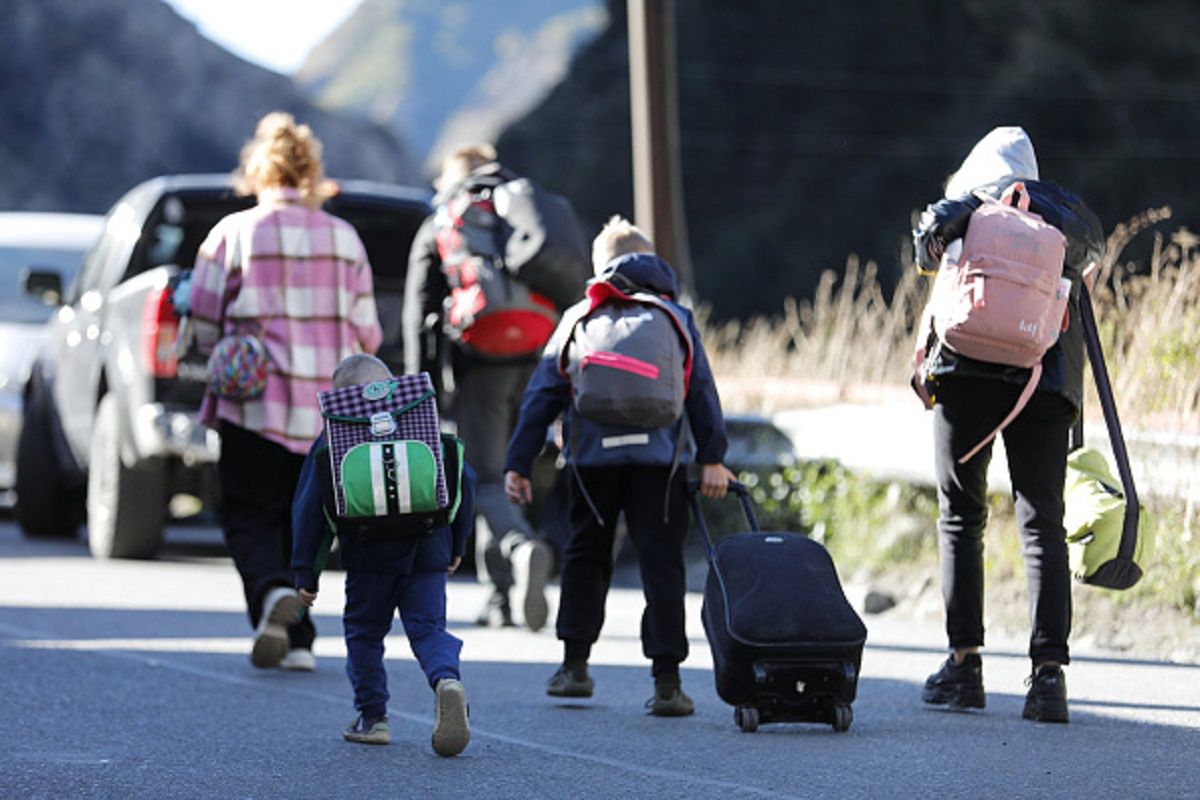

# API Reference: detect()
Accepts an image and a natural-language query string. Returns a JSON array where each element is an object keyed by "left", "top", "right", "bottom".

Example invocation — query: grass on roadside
[{"left": 703, "top": 211, "right": 1199, "bottom": 621}]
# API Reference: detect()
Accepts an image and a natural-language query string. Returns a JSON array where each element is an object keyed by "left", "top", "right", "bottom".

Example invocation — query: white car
[{"left": 0, "top": 212, "right": 105, "bottom": 504}]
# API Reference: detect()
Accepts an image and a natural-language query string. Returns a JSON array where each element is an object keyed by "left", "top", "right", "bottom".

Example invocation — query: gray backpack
[{"left": 559, "top": 286, "right": 693, "bottom": 428}]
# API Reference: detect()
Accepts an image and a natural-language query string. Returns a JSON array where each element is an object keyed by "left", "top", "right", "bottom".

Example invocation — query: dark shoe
[
  {"left": 922, "top": 654, "right": 986, "bottom": 709},
  {"left": 512, "top": 540, "right": 552, "bottom": 632},
  {"left": 432, "top": 679, "right": 470, "bottom": 757},
  {"left": 547, "top": 664, "right": 594, "bottom": 698},
  {"left": 1023, "top": 665, "right": 1069, "bottom": 723},
  {"left": 343, "top": 714, "right": 390, "bottom": 745},
  {"left": 251, "top": 587, "right": 302, "bottom": 669},
  {"left": 475, "top": 592, "right": 515, "bottom": 628},
  {"left": 646, "top": 674, "right": 695, "bottom": 717}
]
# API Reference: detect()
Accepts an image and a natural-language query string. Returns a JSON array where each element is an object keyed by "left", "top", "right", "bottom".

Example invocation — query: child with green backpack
[{"left": 291, "top": 354, "right": 476, "bottom": 756}]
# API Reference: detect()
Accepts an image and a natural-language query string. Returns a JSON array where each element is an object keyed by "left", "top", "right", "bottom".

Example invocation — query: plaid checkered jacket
[{"left": 190, "top": 188, "right": 384, "bottom": 454}]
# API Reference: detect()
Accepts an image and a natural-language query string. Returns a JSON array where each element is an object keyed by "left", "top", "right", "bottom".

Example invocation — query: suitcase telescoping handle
[
  {"left": 1078, "top": 284, "right": 1141, "bottom": 569},
  {"left": 685, "top": 479, "right": 759, "bottom": 561}
]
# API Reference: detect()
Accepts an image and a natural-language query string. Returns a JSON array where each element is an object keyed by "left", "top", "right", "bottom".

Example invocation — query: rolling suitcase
[{"left": 688, "top": 480, "right": 867, "bottom": 733}]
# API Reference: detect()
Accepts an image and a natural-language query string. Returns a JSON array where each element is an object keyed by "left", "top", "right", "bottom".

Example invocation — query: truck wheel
[
  {"left": 15, "top": 384, "right": 84, "bottom": 538},
  {"left": 87, "top": 394, "right": 167, "bottom": 559}
]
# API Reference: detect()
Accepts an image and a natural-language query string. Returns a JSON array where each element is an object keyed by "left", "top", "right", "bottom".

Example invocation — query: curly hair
[{"left": 234, "top": 112, "right": 328, "bottom": 200}]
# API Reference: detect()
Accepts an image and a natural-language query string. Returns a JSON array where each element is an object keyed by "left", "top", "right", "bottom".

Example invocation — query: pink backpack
[{"left": 915, "top": 182, "right": 1070, "bottom": 462}]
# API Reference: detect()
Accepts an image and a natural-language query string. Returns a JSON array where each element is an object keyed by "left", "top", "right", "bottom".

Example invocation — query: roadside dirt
[{"left": 859, "top": 562, "right": 1200, "bottom": 665}]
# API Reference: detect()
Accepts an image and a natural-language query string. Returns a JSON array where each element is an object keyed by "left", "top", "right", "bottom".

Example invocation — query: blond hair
[
  {"left": 234, "top": 112, "right": 327, "bottom": 200},
  {"left": 435, "top": 143, "right": 497, "bottom": 192},
  {"left": 332, "top": 354, "right": 392, "bottom": 389},
  {"left": 591, "top": 215, "right": 655, "bottom": 274}
]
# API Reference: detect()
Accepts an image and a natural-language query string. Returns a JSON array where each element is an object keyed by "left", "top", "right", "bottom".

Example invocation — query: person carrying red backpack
[
  {"left": 404, "top": 145, "right": 588, "bottom": 630},
  {"left": 912, "top": 126, "right": 1105, "bottom": 723}
]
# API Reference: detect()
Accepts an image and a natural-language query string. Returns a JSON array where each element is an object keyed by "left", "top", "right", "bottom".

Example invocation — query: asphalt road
[{"left": 1, "top": 519, "right": 1197, "bottom": 799}]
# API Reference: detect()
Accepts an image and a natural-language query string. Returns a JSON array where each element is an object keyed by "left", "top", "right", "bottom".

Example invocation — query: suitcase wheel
[
  {"left": 734, "top": 705, "right": 760, "bottom": 733},
  {"left": 832, "top": 703, "right": 853, "bottom": 733}
]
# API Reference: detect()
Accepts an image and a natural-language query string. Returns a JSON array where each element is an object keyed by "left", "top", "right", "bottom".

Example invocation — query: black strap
[
  {"left": 1079, "top": 284, "right": 1140, "bottom": 562},
  {"left": 684, "top": 479, "right": 758, "bottom": 563},
  {"left": 568, "top": 418, "right": 606, "bottom": 527}
]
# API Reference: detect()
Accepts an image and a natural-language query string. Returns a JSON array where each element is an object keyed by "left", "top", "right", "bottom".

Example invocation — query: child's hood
[
  {"left": 594, "top": 252, "right": 679, "bottom": 298},
  {"left": 944, "top": 126, "right": 1039, "bottom": 200}
]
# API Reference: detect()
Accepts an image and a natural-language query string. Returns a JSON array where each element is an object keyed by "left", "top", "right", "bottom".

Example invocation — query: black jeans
[
  {"left": 454, "top": 360, "right": 538, "bottom": 595},
  {"left": 932, "top": 377, "right": 1075, "bottom": 666},
  {"left": 558, "top": 465, "right": 689, "bottom": 675},
  {"left": 218, "top": 422, "right": 314, "bottom": 650}
]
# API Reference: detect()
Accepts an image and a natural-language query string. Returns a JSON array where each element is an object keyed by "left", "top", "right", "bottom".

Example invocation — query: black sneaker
[
  {"left": 645, "top": 674, "right": 694, "bottom": 717},
  {"left": 922, "top": 654, "right": 986, "bottom": 709},
  {"left": 1022, "top": 665, "right": 1069, "bottom": 723},
  {"left": 475, "top": 592, "right": 515, "bottom": 628},
  {"left": 547, "top": 664, "right": 594, "bottom": 698}
]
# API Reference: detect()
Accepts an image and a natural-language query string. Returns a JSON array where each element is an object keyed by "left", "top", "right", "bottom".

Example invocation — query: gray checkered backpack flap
[
  {"left": 318, "top": 372, "right": 449, "bottom": 532},
  {"left": 559, "top": 281, "right": 694, "bottom": 428}
]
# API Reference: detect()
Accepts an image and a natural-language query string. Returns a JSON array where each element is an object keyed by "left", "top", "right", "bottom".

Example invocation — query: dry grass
[
  {"left": 704, "top": 209, "right": 1200, "bottom": 434},
  {"left": 704, "top": 211, "right": 1200, "bottom": 615}
]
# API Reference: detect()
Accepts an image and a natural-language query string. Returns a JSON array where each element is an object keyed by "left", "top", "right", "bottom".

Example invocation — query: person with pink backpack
[{"left": 912, "top": 127, "right": 1104, "bottom": 723}]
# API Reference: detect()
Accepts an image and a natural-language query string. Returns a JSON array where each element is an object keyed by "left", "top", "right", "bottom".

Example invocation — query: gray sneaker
[
  {"left": 513, "top": 540, "right": 552, "bottom": 632},
  {"left": 546, "top": 665, "right": 594, "bottom": 698},
  {"left": 432, "top": 679, "right": 470, "bottom": 757},
  {"left": 343, "top": 715, "right": 390, "bottom": 745},
  {"left": 251, "top": 587, "right": 302, "bottom": 669},
  {"left": 646, "top": 674, "right": 694, "bottom": 717}
]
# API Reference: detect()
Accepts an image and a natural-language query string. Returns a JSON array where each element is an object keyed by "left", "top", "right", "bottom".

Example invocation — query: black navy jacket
[
  {"left": 503, "top": 252, "right": 728, "bottom": 477},
  {"left": 912, "top": 178, "right": 1105, "bottom": 411},
  {"left": 291, "top": 433, "right": 477, "bottom": 592}
]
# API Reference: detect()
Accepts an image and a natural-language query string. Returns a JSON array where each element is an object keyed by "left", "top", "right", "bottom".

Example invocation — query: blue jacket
[
  {"left": 291, "top": 434, "right": 476, "bottom": 592},
  {"left": 504, "top": 252, "right": 728, "bottom": 476}
]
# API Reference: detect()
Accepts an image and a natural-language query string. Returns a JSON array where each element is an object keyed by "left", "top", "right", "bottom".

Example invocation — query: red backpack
[{"left": 433, "top": 182, "right": 558, "bottom": 359}]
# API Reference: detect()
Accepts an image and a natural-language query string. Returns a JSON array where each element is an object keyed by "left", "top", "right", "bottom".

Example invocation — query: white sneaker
[
  {"left": 279, "top": 648, "right": 316, "bottom": 672},
  {"left": 432, "top": 679, "right": 470, "bottom": 757},
  {"left": 513, "top": 540, "right": 552, "bottom": 632},
  {"left": 251, "top": 587, "right": 301, "bottom": 669}
]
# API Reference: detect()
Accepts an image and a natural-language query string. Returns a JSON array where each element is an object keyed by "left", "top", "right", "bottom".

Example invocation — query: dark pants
[
  {"left": 454, "top": 360, "right": 537, "bottom": 595},
  {"left": 218, "top": 422, "right": 314, "bottom": 650},
  {"left": 558, "top": 465, "right": 689, "bottom": 675},
  {"left": 933, "top": 377, "right": 1075, "bottom": 666},
  {"left": 343, "top": 570, "right": 462, "bottom": 720}
]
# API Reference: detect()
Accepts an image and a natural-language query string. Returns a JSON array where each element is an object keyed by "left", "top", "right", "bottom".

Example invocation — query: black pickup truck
[{"left": 16, "top": 175, "right": 430, "bottom": 558}]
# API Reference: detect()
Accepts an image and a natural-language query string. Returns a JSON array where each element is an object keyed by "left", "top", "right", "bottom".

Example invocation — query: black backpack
[{"left": 433, "top": 174, "right": 590, "bottom": 358}]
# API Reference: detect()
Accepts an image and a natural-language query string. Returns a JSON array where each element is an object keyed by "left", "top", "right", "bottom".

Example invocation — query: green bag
[{"left": 1064, "top": 447, "right": 1154, "bottom": 589}]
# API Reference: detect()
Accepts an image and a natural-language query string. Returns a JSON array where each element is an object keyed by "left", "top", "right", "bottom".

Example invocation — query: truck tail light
[{"left": 142, "top": 286, "right": 179, "bottom": 378}]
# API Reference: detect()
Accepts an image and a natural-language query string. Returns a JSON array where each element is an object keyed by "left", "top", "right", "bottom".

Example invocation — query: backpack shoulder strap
[{"left": 440, "top": 433, "right": 465, "bottom": 523}]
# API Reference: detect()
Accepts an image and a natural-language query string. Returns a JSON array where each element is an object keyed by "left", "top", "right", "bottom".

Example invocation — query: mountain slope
[
  {"left": 295, "top": 0, "right": 604, "bottom": 173},
  {"left": 0, "top": 0, "right": 416, "bottom": 213}
]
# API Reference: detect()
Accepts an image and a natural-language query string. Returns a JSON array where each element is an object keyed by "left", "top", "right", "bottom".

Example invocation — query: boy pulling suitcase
[{"left": 503, "top": 216, "right": 734, "bottom": 715}]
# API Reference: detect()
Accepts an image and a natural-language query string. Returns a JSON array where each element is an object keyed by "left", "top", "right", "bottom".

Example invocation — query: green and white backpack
[{"left": 317, "top": 373, "right": 464, "bottom": 537}]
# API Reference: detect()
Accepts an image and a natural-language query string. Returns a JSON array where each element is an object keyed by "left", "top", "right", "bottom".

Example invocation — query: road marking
[{"left": 0, "top": 621, "right": 800, "bottom": 800}]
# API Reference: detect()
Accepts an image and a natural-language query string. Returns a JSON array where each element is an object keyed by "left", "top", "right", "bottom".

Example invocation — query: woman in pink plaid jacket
[{"left": 190, "top": 112, "right": 383, "bottom": 671}]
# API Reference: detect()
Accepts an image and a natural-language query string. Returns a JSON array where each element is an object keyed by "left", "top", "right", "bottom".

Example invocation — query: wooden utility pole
[{"left": 627, "top": 0, "right": 693, "bottom": 294}]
